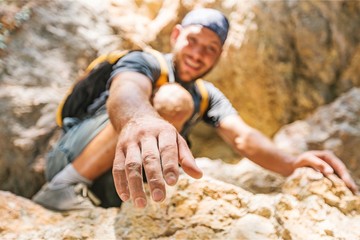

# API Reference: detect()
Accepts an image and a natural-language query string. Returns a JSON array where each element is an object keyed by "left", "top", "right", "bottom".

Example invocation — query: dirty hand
[
  {"left": 293, "top": 150, "right": 358, "bottom": 194},
  {"left": 112, "top": 116, "right": 203, "bottom": 208}
]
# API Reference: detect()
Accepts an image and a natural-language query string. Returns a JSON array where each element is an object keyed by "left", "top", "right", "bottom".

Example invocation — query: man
[{"left": 33, "top": 8, "right": 357, "bottom": 211}]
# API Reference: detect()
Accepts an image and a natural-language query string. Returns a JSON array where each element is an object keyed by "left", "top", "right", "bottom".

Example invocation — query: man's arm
[
  {"left": 107, "top": 72, "right": 202, "bottom": 208},
  {"left": 217, "top": 114, "right": 358, "bottom": 193}
]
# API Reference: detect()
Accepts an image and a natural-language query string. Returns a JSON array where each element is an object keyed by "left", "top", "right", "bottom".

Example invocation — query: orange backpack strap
[
  {"left": 194, "top": 79, "right": 209, "bottom": 118},
  {"left": 144, "top": 48, "right": 169, "bottom": 88},
  {"left": 85, "top": 50, "right": 130, "bottom": 73}
]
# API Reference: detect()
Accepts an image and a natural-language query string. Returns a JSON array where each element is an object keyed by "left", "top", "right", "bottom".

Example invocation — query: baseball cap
[{"left": 181, "top": 8, "right": 229, "bottom": 45}]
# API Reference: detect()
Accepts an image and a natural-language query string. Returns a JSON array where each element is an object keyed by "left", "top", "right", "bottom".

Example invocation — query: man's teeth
[{"left": 185, "top": 58, "right": 200, "bottom": 68}]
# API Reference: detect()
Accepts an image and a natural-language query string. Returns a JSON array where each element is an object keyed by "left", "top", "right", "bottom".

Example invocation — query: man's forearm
[
  {"left": 234, "top": 129, "right": 295, "bottom": 176},
  {"left": 106, "top": 73, "right": 158, "bottom": 132},
  {"left": 218, "top": 115, "right": 296, "bottom": 176}
]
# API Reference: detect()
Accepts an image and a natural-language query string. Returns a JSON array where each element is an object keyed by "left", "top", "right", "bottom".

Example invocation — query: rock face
[
  {"left": 1, "top": 169, "right": 359, "bottom": 239},
  {"left": 0, "top": 0, "right": 120, "bottom": 197},
  {"left": 275, "top": 88, "right": 360, "bottom": 183},
  {"left": 2, "top": 0, "right": 360, "bottom": 196}
]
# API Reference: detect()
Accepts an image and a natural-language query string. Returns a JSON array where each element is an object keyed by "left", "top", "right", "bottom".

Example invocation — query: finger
[
  {"left": 295, "top": 153, "right": 334, "bottom": 175},
  {"left": 177, "top": 133, "right": 203, "bottom": 179},
  {"left": 158, "top": 130, "right": 179, "bottom": 186},
  {"left": 141, "top": 136, "right": 165, "bottom": 202},
  {"left": 312, "top": 151, "right": 346, "bottom": 175},
  {"left": 125, "top": 144, "right": 147, "bottom": 208},
  {"left": 339, "top": 172, "right": 359, "bottom": 194},
  {"left": 312, "top": 151, "right": 358, "bottom": 193},
  {"left": 112, "top": 146, "right": 129, "bottom": 202}
]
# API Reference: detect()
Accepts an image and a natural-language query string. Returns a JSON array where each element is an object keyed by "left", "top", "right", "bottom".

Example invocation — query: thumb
[{"left": 177, "top": 134, "right": 203, "bottom": 179}]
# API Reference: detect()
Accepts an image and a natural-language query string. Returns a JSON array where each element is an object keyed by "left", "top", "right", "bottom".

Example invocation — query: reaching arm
[
  {"left": 107, "top": 72, "right": 202, "bottom": 208},
  {"left": 217, "top": 115, "right": 358, "bottom": 193}
]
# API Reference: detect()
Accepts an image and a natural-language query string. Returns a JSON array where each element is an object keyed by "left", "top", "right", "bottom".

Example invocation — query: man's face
[{"left": 171, "top": 25, "right": 223, "bottom": 82}]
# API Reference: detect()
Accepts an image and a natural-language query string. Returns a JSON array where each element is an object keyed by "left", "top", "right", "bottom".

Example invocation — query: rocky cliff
[{"left": 0, "top": 0, "right": 359, "bottom": 239}]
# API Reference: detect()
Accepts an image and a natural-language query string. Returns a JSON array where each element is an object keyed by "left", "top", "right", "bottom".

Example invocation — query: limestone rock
[
  {"left": 275, "top": 88, "right": 360, "bottom": 183},
  {"left": 0, "top": 191, "right": 119, "bottom": 239},
  {"left": 1, "top": 170, "right": 359, "bottom": 239},
  {"left": 283, "top": 168, "right": 360, "bottom": 215},
  {"left": 196, "top": 157, "right": 285, "bottom": 194},
  {"left": 0, "top": 0, "right": 121, "bottom": 197}
]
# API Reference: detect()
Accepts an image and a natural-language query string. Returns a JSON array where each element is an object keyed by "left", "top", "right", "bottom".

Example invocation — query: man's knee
[{"left": 153, "top": 83, "right": 194, "bottom": 131}]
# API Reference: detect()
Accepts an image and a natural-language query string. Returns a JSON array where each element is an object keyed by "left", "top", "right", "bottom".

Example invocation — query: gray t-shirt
[{"left": 106, "top": 51, "right": 238, "bottom": 137}]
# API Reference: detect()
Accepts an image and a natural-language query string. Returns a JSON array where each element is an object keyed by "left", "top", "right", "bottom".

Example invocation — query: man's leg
[
  {"left": 72, "top": 123, "right": 120, "bottom": 208},
  {"left": 72, "top": 123, "right": 117, "bottom": 180},
  {"left": 33, "top": 110, "right": 117, "bottom": 211}
]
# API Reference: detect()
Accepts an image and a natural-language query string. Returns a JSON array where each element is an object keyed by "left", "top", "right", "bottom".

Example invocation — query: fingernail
[
  {"left": 325, "top": 167, "right": 334, "bottom": 174},
  {"left": 152, "top": 189, "right": 164, "bottom": 201},
  {"left": 166, "top": 173, "right": 177, "bottom": 185},
  {"left": 135, "top": 197, "right": 147, "bottom": 208},
  {"left": 120, "top": 193, "right": 129, "bottom": 201}
]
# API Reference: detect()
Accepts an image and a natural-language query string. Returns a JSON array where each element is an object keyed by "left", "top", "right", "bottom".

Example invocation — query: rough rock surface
[
  {"left": 196, "top": 158, "right": 285, "bottom": 194},
  {"left": 1, "top": 169, "right": 359, "bottom": 239},
  {"left": 275, "top": 88, "right": 360, "bottom": 185},
  {"left": 0, "top": 0, "right": 120, "bottom": 197},
  {"left": 1, "top": 0, "right": 360, "bottom": 195}
]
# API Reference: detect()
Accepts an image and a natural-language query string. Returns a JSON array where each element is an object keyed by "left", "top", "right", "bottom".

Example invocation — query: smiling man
[{"left": 33, "top": 8, "right": 357, "bottom": 211}]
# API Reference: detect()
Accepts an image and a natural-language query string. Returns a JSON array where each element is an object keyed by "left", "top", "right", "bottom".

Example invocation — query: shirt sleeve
[
  {"left": 202, "top": 81, "right": 238, "bottom": 127},
  {"left": 107, "top": 51, "right": 161, "bottom": 89}
]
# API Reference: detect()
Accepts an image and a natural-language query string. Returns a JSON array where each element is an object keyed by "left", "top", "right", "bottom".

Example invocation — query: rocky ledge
[{"left": 0, "top": 167, "right": 359, "bottom": 240}]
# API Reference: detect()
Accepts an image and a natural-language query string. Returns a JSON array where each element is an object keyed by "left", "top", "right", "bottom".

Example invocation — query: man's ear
[{"left": 170, "top": 24, "right": 182, "bottom": 47}]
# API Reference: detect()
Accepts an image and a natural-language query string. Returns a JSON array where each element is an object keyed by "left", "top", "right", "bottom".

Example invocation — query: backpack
[{"left": 56, "top": 48, "right": 209, "bottom": 128}]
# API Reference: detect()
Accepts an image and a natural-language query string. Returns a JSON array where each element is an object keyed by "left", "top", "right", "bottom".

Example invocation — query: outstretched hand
[
  {"left": 112, "top": 116, "right": 203, "bottom": 208},
  {"left": 293, "top": 150, "right": 358, "bottom": 194}
]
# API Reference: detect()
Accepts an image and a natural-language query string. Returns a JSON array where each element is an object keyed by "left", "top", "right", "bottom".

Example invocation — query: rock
[
  {"left": 196, "top": 157, "right": 285, "bottom": 194},
  {"left": 283, "top": 168, "right": 360, "bottom": 215},
  {"left": 1, "top": 170, "right": 359, "bottom": 239},
  {"left": 0, "top": 0, "right": 121, "bottom": 197},
  {"left": 275, "top": 88, "right": 360, "bottom": 183},
  {"left": 0, "top": 191, "right": 119, "bottom": 239},
  {"left": 204, "top": 0, "right": 360, "bottom": 135},
  {"left": 228, "top": 214, "right": 277, "bottom": 240},
  {"left": 276, "top": 171, "right": 360, "bottom": 240},
  {"left": 180, "top": 0, "right": 360, "bottom": 158}
]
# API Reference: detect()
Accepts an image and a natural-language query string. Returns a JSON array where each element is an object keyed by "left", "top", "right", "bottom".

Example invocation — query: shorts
[{"left": 45, "top": 110, "right": 109, "bottom": 181}]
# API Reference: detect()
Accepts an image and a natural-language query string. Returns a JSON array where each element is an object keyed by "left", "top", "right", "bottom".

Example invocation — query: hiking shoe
[{"left": 32, "top": 183, "right": 101, "bottom": 211}]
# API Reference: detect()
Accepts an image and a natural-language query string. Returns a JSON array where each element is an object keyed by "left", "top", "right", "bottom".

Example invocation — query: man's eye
[{"left": 207, "top": 46, "right": 217, "bottom": 54}]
